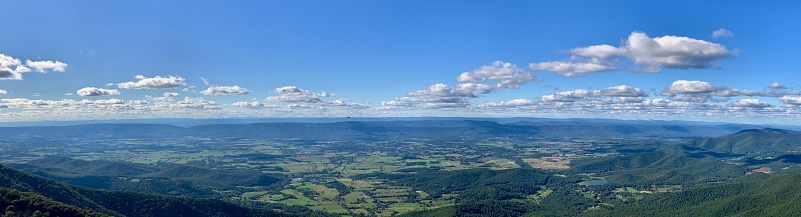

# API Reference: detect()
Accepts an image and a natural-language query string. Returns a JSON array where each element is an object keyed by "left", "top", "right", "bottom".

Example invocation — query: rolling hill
[
  {"left": 7, "top": 157, "right": 286, "bottom": 198},
  {"left": 682, "top": 128, "right": 801, "bottom": 155},
  {"left": 0, "top": 164, "right": 333, "bottom": 217}
]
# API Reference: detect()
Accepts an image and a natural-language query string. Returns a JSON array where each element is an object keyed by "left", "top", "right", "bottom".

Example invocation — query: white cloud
[
  {"left": 529, "top": 32, "right": 736, "bottom": 76},
  {"left": 328, "top": 99, "right": 369, "bottom": 109},
  {"left": 0, "top": 69, "right": 23, "bottom": 80},
  {"left": 663, "top": 80, "right": 718, "bottom": 94},
  {"left": 163, "top": 92, "right": 180, "bottom": 97},
  {"left": 479, "top": 99, "right": 535, "bottom": 108},
  {"left": 118, "top": 75, "right": 187, "bottom": 89},
  {"left": 233, "top": 101, "right": 268, "bottom": 108},
  {"left": 625, "top": 32, "right": 735, "bottom": 72},
  {"left": 540, "top": 85, "right": 648, "bottom": 103},
  {"left": 591, "top": 85, "right": 648, "bottom": 97},
  {"left": 0, "top": 54, "right": 31, "bottom": 80},
  {"left": 201, "top": 85, "right": 250, "bottom": 96},
  {"left": 170, "top": 97, "right": 221, "bottom": 110},
  {"left": 0, "top": 89, "right": 6, "bottom": 95},
  {"left": 88, "top": 98, "right": 125, "bottom": 105},
  {"left": 266, "top": 86, "right": 333, "bottom": 103},
  {"left": 76, "top": 87, "right": 121, "bottom": 97},
  {"left": 730, "top": 99, "right": 770, "bottom": 108},
  {"left": 769, "top": 82, "right": 787, "bottom": 89},
  {"left": 541, "top": 89, "right": 590, "bottom": 102},
  {"left": 528, "top": 59, "right": 616, "bottom": 77},
  {"left": 0, "top": 54, "right": 22, "bottom": 68},
  {"left": 662, "top": 80, "right": 800, "bottom": 102},
  {"left": 382, "top": 83, "right": 475, "bottom": 108},
  {"left": 780, "top": 96, "right": 801, "bottom": 106},
  {"left": 25, "top": 60, "right": 68, "bottom": 72},
  {"left": 384, "top": 62, "right": 539, "bottom": 108},
  {"left": 711, "top": 28, "right": 734, "bottom": 39},
  {"left": 456, "top": 61, "right": 536, "bottom": 88}
]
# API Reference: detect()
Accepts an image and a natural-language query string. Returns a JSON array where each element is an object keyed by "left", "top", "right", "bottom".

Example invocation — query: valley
[{"left": 1, "top": 120, "right": 801, "bottom": 216}]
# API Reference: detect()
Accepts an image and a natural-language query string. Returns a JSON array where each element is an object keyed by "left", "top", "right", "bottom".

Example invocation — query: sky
[{"left": 1, "top": 1, "right": 800, "bottom": 124}]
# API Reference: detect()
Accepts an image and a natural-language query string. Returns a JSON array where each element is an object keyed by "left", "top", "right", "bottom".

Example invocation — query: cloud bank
[{"left": 529, "top": 32, "right": 737, "bottom": 77}]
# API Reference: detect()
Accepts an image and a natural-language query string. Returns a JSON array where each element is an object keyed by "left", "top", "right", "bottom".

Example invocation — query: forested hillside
[{"left": 0, "top": 164, "right": 334, "bottom": 217}]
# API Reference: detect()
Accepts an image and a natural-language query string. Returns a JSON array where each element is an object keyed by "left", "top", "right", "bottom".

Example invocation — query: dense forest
[{"left": 0, "top": 164, "right": 334, "bottom": 217}]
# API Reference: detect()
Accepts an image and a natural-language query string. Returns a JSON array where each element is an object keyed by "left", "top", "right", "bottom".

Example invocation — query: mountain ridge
[{"left": 0, "top": 120, "right": 765, "bottom": 139}]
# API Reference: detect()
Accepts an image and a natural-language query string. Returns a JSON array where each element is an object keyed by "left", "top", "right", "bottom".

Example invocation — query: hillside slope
[
  {"left": 684, "top": 128, "right": 801, "bottom": 154},
  {"left": 0, "top": 164, "right": 332, "bottom": 217}
]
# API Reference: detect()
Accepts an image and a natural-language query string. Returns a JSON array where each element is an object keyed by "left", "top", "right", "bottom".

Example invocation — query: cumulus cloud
[
  {"left": 730, "top": 99, "right": 770, "bottom": 108},
  {"left": 540, "top": 85, "right": 648, "bottom": 103},
  {"left": 163, "top": 92, "right": 180, "bottom": 97},
  {"left": 780, "top": 96, "right": 801, "bottom": 106},
  {"left": 662, "top": 80, "right": 800, "bottom": 103},
  {"left": 663, "top": 80, "right": 718, "bottom": 94},
  {"left": 382, "top": 83, "right": 479, "bottom": 108},
  {"left": 711, "top": 28, "right": 734, "bottom": 39},
  {"left": 118, "top": 75, "right": 187, "bottom": 89},
  {"left": 0, "top": 55, "right": 26, "bottom": 80},
  {"left": 88, "top": 98, "right": 125, "bottom": 105},
  {"left": 769, "top": 82, "right": 787, "bottom": 89},
  {"left": 384, "top": 62, "right": 538, "bottom": 108},
  {"left": 328, "top": 99, "right": 369, "bottom": 109},
  {"left": 0, "top": 89, "right": 6, "bottom": 95},
  {"left": 76, "top": 87, "right": 121, "bottom": 97},
  {"left": 266, "top": 86, "right": 333, "bottom": 103},
  {"left": 456, "top": 61, "right": 536, "bottom": 88},
  {"left": 625, "top": 32, "right": 735, "bottom": 72},
  {"left": 262, "top": 86, "right": 367, "bottom": 109},
  {"left": 529, "top": 32, "right": 736, "bottom": 77},
  {"left": 1, "top": 54, "right": 66, "bottom": 80},
  {"left": 528, "top": 59, "right": 616, "bottom": 77},
  {"left": 233, "top": 101, "right": 268, "bottom": 108},
  {"left": 591, "top": 85, "right": 648, "bottom": 97},
  {"left": 25, "top": 60, "right": 68, "bottom": 72},
  {"left": 0, "top": 69, "right": 22, "bottom": 80},
  {"left": 479, "top": 99, "right": 536, "bottom": 108},
  {"left": 170, "top": 97, "right": 221, "bottom": 110},
  {"left": 201, "top": 85, "right": 250, "bottom": 96}
]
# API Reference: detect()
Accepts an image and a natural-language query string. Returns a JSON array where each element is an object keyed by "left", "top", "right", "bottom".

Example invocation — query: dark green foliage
[
  {"left": 569, "top": 152, "right": 745, "bottom": 186},
  {"left": 8, "top": 157, "right": 286, "bottom": 197},
  {"left": 399, "top": 206, "right": 455, "bottom": 217},
  {"left": 363, "top": 168, "right": 548, "bottom": 198},
  {"left": 144, "top": 164, "right": 284, "bottom": 189},
  {"left": 10, "top": 156, "right": 158, "bottom": 178},
  {"left": 0, "top": 187, "right": 109, "bottom": 217},
  {"left": 76, "top": 190, "right": 266, "bottom": 217},
  {"left": 684, "top": 128, "right": 801, "bottom": 154},
  {"left": 582, "top": 174, "right": 801, "bottom": 217},
  {"left": 455, "top": 200, "right": 530, "bottom": 217},
  {"left": 0, "top": 164, "right": 120, "bottom": 215},
  {"left": 0, "top": 164, "right": 332, "bottom": 217},
  {"left": 324, "top": 181, "right": 350, "bottom": 196},
  {"left": 400, "top": 200, "right": 530, "bottom": 217}
]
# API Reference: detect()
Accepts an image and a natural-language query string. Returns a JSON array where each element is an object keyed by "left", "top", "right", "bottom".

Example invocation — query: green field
[{"left": 280, "top": 189, "right": 319, "bottom": 206}]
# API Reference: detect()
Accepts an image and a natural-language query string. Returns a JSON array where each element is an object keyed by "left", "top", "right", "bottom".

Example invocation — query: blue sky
[{"left": 1, "top": 1, "right": 800, "bottom": 124}]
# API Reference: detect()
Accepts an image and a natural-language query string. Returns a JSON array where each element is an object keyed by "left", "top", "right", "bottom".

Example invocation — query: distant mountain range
[
  {"left": 680, "top": 128, "right": 801, "bottom": 155},
  {"left": 0, "top": 120, "right": 769, "bottom": 139},
  {"left": 0, "top": 117, "right": 771, "bottom": 128}
]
